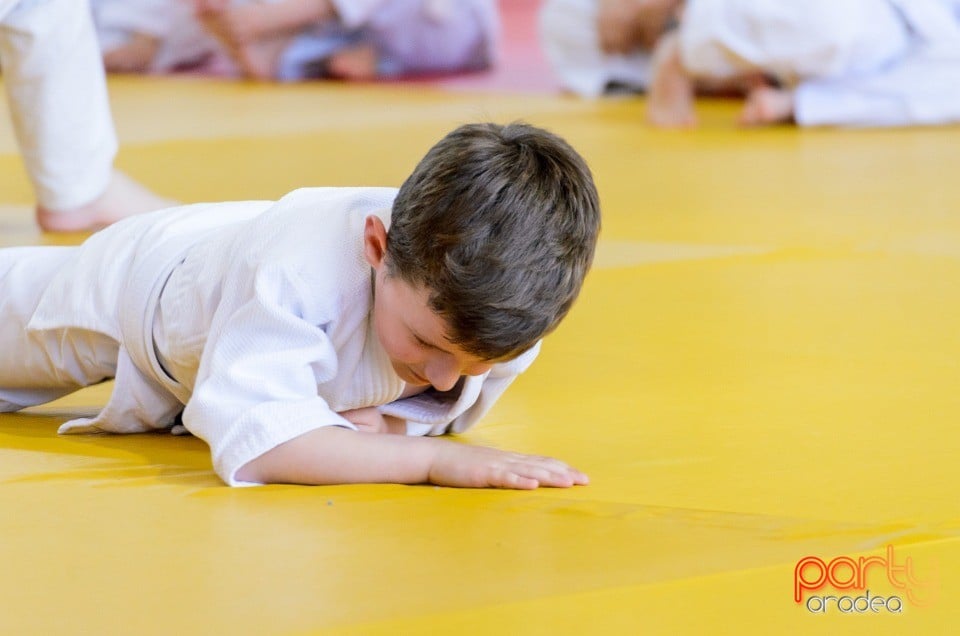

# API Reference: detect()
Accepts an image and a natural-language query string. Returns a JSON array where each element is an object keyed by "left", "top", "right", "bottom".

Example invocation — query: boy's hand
[
  {"left": 428, "top": 444, "right": 589, "bottom": 490},
  {"left": 236, "top": 427, "right": 588, "bottom": 489},
  {"left": 339, "top": 407, "right": 406, "bottom": 435}
]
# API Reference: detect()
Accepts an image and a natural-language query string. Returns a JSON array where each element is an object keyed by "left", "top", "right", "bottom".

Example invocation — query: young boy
[
  {"left": 0, "top": 122, "right": 600, "bottom": 489},
  {"left": 647, "top": 0, "right": 960, "bottom": 128}
]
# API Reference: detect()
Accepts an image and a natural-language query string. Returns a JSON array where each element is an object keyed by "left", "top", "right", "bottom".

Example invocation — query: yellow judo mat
[{"left": 1, "top": 77, "right": 958, "bottom": 634}]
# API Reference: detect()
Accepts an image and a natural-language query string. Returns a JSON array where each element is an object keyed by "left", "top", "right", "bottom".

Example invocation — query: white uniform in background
[
  {"left": 89, "top": 0, "right": 500, "bottom": 80},
  {"left": 91, "top": 0, "right": 218, "bottom": 72},
  {"left": 0, "top": 0, "right": 115, "bottom": 210},
  {"left": 277, "top": 0, "right": 500, "bottom": 80},
  {"left": 0, "top": 188, "right": 540, "bottom": 487},
  {"left": 679, "top": 0, "right": 960, "bottom": 127},
  {"left": 539, "top": 0, "right": 653, "bottom": 98}
]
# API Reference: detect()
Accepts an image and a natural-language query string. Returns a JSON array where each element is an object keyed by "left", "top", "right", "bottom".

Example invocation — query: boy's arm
[{"left": 235, "top": 426, "right": 589, "bottom": 489}]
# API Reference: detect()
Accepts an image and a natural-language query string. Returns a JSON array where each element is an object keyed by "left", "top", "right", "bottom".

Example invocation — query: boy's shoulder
[
  {"left": 272, "top": 187, "right": 398, "bottom": 214},
  {"left": 230, "top": 187, "right": 397, "bottom": 309},
  {"left": 248, "top": 186, "right": 398, "bottom": 257}
]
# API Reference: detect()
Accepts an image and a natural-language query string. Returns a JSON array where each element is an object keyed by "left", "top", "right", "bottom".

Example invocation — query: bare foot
[
  {"left": 647, "top": 32, "right": 697, "bottom": 128},
  {"left": 739, "top": 86, "right": 796, "bottom": 126},
  {"left": 36, "top": 170, "right": 177, "bottom": 233},
  {"left": 103, "top": 33, "right": 161, "bottom": 73},
  {"left": 325, "top": 44, "right": 379, "bottom": 81}
]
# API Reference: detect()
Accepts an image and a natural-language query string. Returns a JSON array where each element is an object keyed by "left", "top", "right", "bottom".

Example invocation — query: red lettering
[
  {"left": 885, "top": 545, "right": 909, "bottom": 590},
  {"left": 794, "top": 556, "right": 827, "bottom": 603},
  {"left": 858, "top": 554, "right": 885, "bottom": 588},
  {"left": 795, "top": 545, "right": 936, "bottom": 607},
  {"left": 827, "top": 556, "right": 859, "bottom": 590}
]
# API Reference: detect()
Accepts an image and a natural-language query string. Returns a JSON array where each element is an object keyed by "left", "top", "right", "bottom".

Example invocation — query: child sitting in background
[
  {"left": 0, "top": 122, "right": 600, "bottom": 489},
  {"left": 539, "top": 0, "right": 751, "bottom": 102},
  {"left": 92, "top": 0, "right": 217, "bottom": 74},
  {"left": 539, "top": 0, "right": 680, "bottom": 97},
  {"left": 647, "top": 0, "right": 960, "bottom": 128},
  {"left": 94, "top": 0, "right": 500, "bottom": 82},
  {"left": 196, "top": 0, "right": 499, "bottom": 81}
]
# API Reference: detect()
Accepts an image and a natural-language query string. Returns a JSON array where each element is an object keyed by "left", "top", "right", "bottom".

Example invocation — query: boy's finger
[
  {"left": 513, "top": 464, "right": 575, "bottom": 488},
  {"left": 540, "top": 464, "right": 589, "bottom": 487},
  {"left": 510, "top": 455, "right": 589, "bottom": 486},
  {"left": 500, "top": 472, "right": 539, "bottom": 490}
]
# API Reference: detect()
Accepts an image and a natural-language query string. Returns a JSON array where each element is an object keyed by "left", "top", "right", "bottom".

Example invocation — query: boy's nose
[{"left": 425, "top": 356, "right": 460, "bottom": 392}]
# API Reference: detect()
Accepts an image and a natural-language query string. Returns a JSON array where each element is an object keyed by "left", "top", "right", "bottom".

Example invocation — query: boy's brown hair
[{"left": 387, "top": 122, "right": 601, "bottom": 360}]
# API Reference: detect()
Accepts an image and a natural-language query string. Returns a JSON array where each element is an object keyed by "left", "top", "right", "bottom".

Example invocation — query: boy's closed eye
[{"left": 412, "top": 332, "right": 445, "bottom": 352}]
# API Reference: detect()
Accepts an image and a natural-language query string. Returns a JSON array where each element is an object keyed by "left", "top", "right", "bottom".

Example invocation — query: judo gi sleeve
[{"left": 182, "top": 263, "right": 357, "bottom": 487}]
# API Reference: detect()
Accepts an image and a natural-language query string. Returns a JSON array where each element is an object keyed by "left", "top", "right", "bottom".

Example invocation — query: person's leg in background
[{"left": 0, "top": 0, "right": 174, "bottom": 232}]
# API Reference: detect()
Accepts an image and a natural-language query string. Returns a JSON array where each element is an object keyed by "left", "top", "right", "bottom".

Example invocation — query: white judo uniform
[
  {"left": 539, "top": 0, "right": 654, "bottom": 98},
  {"left": 0, "top": 188, "right": 539, "bottom": 486},
  {"left": 276, "top": 0, "right": 500, "bottom": 80},
  {"left": 0, "top": 0, "right": 116, "bottom": 209},
  {"left": 91, "top": 0, "right": 217, "bottom": 73},
  {"left": 679, "top": 0, "right": 960, "bottom": 127},
  {"left": 89, "top": 0, "right": 499, "bottom": 80}
]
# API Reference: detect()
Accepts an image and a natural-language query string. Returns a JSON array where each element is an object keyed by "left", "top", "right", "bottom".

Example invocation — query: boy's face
[{"left": 363, "top": 216, "right": 496, "bottom": 392}]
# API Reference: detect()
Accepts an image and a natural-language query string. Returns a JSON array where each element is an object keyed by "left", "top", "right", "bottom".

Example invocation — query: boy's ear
[{"left": 363, "top": 215, "right": 388, "bottom": 269}]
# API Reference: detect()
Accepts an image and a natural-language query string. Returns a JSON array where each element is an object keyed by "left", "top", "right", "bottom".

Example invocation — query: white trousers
[
  {"left": 0, "top": 246, "right": 118, "bottom": 411},
  {"left": 679, "top": 0, "right": 911, "bottom": 86},
  {"left": 0, "top": 0, "right": 116, "bottom": 210}
]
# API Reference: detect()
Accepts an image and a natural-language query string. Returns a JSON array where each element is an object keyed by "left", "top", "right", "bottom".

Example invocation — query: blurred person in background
[
  {"left": 0, "top": 0, "right": 173, "bottom": 232},
  {"left": 94, "top": 0, "right": 500, "bottom": 82},
  {"left": 539, "top": 0, "right": 680, "bottom": 97},
  {"left": 92, "top": 0, "right": 218, "bottom": 73},
  {"left": 647, "top": 0, "right": 960, "bottom": 128},
  {"left": 540, "top": 0, "right": 758, "bottom": 105},
  {"left": 197, "top": 0, "right": 499, "bottom": 81}
]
